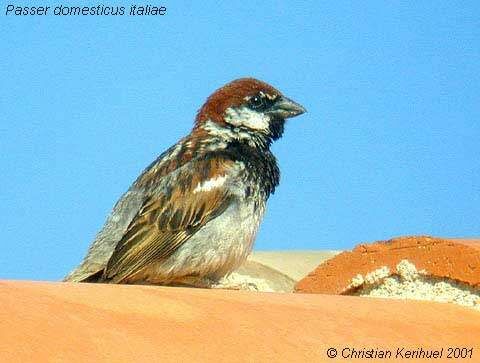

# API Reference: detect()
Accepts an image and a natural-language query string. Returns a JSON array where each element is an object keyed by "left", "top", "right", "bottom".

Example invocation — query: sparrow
[{"left": 64, "top": 78, "right": 306, "bottom": 287}]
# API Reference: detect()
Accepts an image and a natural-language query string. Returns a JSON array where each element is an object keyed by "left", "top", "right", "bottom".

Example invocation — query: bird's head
[{"left": 194, "top": 78, "right": 306, "bottom": 147}]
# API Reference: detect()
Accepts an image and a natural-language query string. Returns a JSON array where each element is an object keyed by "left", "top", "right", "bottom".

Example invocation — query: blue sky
[{"left": 1, "top": 1, "right": 479, "bottom": 280}]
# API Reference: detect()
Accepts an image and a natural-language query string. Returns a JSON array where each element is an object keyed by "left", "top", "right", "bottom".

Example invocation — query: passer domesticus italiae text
[{"left": 64, "top": 78, "right": 306, "bottom": 287}]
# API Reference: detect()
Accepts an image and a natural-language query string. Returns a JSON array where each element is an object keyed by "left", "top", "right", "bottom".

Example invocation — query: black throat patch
[{"left": 221, "top": 141, "right": 280, "bottom": 197}]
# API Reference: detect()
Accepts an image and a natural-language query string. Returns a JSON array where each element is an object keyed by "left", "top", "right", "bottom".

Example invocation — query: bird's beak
[{"left": 267, "top": 96, "right": 307, "bottom": 119}]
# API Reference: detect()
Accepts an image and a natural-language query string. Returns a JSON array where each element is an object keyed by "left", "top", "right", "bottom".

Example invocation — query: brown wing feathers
[{"left": 103, "top": 160, "right": 234, "bottom": 283}]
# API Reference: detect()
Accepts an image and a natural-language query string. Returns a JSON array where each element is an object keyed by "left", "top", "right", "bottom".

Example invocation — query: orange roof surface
[{"left": 1, "top": 280, "right": 479, "bottom": 362}]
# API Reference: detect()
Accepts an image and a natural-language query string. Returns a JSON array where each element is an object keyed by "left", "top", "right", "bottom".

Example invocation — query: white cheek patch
[
  {"left": 224, "top": 106, "right": 269, "bottom": 131},
  {"left": 202, "top": 120, "right": 236, "bottom": 138},
  {"left": 193, "top": 176, "right": 227, "bottom": 193}
]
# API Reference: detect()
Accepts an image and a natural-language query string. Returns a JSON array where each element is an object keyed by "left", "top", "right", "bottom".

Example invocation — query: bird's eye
[{"left": 248, "top": 95, "right": 264, "bottom": 109}]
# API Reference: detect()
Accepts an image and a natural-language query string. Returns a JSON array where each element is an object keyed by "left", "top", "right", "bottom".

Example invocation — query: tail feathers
[{"left": 63, "top": 266, "right": 106, "bottom": 283}]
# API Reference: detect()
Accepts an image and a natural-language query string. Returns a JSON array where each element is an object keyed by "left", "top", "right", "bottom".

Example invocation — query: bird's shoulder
[{"left": 132, "top": 137, "right": 247, "bottom": 196}]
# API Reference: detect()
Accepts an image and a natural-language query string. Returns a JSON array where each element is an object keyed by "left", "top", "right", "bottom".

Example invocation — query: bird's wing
[
  {"left": 103, "top": 157, "right": 237, "bottom": 283},
  {"left": 64, "top": 141, "right": 193, "bottom": 283}
]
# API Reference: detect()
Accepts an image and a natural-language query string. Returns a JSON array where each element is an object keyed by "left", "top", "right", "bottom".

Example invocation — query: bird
[{"left": 64, "top": 78, "right": 306, "bottom": 287}]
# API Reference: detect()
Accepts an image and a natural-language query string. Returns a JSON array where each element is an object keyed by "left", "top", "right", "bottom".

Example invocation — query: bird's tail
[{"left": 63, "top": 266, "right": 106, "bottom": 283}]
